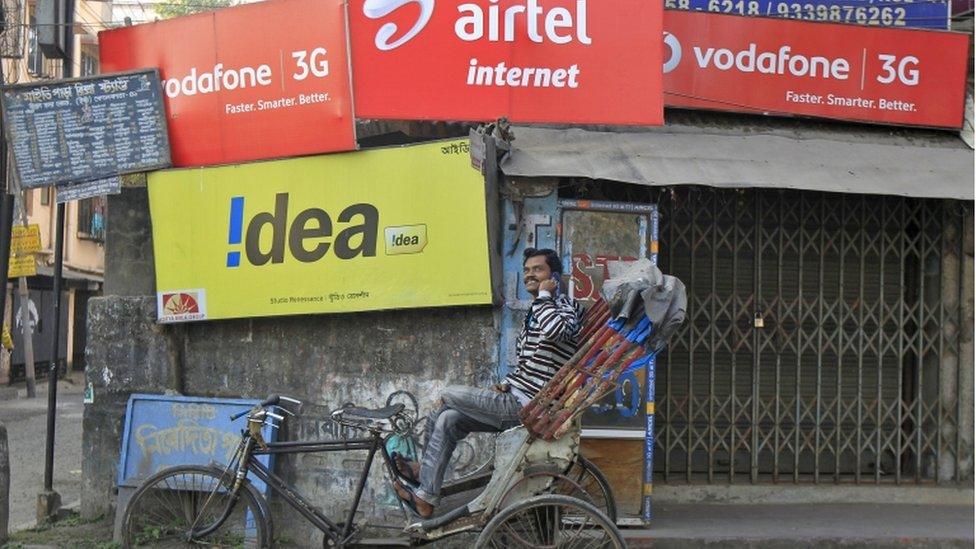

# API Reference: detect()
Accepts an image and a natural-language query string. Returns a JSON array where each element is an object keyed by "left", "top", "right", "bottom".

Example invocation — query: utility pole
[
  {"left": 0, "top": 0, "right": 13, "bottom": 394},
  {"left": 0, "top": 7, "right": 15, "bottom": 543},
  {"left": 38, "top": 0, "right": 75, "bottom": 523},
  {"left": 15, "top": 192, "right": 36, "bottom": 398},
  {"left": 0, "top": 0, "right": 33, "bottom": 399}
]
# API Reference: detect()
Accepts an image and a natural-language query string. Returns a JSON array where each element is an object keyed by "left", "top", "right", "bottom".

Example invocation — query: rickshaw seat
[{"left": 339, "top": 403, "right": 405, "bottom": 420}]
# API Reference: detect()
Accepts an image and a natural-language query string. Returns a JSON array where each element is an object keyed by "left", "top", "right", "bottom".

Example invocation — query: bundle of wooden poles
[{"left": 519, "top": 297, "right": 653, "bottom": 441}]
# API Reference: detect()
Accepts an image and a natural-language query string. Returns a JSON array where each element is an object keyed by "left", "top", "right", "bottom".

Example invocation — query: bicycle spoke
[
  {"left": 124, "top": 467, "right": 265, "bottom": 548},
  {"left": 552, "top": 507, "right": 563, "bottom": 546},
  {"left": 479, "top": 496, "right": 623, "bottom": 549}
]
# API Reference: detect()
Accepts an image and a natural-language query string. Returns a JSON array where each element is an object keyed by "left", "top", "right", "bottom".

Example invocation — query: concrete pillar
[
  {"left": 939, "top": 208, "right": 960, "bottom": 482},
  {"left": 103, "top": 186, "right": 155, "bottom": 297},
  {"left": 82, "top": 185, "right": 165, "bottom": 520},
  {"left": 942, "top": 201, "right": 974, "bottom": 482},
  {"left": 923, "top": 247, "right": 941, "bottom": 479},
  {"left": 65, "top": 288, "right": 75, "bottom": 370},
  {"left": 959, "top": 205, "right": 974, "bottom": 482}
]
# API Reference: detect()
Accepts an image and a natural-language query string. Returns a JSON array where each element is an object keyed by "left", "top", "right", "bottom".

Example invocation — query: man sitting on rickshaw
[{"left": 393, "top": 247, "right": 583, "bottom": 518}]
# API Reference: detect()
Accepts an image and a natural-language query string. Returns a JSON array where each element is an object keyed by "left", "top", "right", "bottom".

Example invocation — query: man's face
[{"left": 523, "top": 255, "right": 552, "bottom": 296}]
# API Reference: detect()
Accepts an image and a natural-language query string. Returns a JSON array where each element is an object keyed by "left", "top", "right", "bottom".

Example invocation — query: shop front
[
  {"left": 83, "top": 0, "right": 973, "bottom": 533},
  {"left": 492, "top": 118, "right": 974, "bottom": 514}
]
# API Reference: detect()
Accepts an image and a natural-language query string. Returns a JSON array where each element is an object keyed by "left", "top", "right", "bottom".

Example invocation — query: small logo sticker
[
  {"left": 385, "top": 224, "right": 428, "bottom": 255},
  {"left": 157, "top": 290, "right": 207, "bottom": 323}
]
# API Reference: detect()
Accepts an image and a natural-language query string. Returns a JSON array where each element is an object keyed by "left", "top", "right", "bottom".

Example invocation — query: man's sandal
[
  {"left": 392, "top": 452, "right": 420, "bottom": 486},
  {"left": 392, "top": 479, "right": 433, "bottom": 519}
]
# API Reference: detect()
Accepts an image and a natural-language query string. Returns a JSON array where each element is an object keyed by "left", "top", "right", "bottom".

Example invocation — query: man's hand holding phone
[{"left": 539, "top": 274, "right": 560, "bottom": 295}]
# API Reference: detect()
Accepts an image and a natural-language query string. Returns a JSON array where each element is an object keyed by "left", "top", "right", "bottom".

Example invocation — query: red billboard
[
  {"left": 663, "top": 10, "right": 970, "bottom": 129},
  {"left": 349, "top": 0, "right": 663, "bottom": 126},
  {"left": 99, "top": 0, "right": 356, "bottom": 167}
]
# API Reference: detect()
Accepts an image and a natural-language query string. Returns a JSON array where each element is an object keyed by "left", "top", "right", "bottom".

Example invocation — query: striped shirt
[{"left": 505, "top": 293, "right": 582, "bottom": 401}]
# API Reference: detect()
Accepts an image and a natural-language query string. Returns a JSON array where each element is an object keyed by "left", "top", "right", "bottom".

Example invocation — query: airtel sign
[{"left": 350, "top": 0, "right": 663, "bottom": 125}]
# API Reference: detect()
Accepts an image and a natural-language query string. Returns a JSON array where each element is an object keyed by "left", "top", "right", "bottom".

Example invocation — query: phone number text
[{"left": 665, "top": 0, "right": 949, "bottom": 29}]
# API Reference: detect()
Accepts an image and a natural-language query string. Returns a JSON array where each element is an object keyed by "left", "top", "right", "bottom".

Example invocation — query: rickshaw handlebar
[{"left": 230, "top": 394, "right": 302, "bottom": 421}]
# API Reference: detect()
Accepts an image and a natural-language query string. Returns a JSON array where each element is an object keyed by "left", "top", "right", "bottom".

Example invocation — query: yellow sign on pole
[
  {"left": 8, "top": 254, "right": 36, "bottom": 278},
  {"left": 148, "top": 139, "right": 492, "bottom": 323},
  {"left": 11, "top": 224, "right": 41, "bottom": 255}
]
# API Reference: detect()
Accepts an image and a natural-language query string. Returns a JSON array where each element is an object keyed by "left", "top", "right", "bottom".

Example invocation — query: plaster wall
[{"left": 82, "top": 188, "right": 499, "bottom": 543}]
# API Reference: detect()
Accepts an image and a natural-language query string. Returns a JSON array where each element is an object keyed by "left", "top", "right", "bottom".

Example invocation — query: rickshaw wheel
[
  {"left": 498, "top": 471, "right": 587, "bottom": 510},
  {"left": 475, "top": 494, "right": 625, "bottom": 549},
  {"left": 565, "top": 457, "right": 617, "bottom": 523},
  {"left": 498, "top": 459, "right": 617, "bottom": 523}
]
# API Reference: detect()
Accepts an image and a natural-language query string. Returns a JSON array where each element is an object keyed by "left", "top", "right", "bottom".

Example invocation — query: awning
[
  {"left": 500, "top": 124, "right": 974, "bottom": 200},
  {"left": 33, "top": 265, "right": 104, "bottom": 285}
]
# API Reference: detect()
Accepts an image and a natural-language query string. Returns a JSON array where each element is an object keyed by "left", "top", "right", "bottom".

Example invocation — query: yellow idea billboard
[{"left": 148, "top": 139, "right": 491, "bottom": 323}]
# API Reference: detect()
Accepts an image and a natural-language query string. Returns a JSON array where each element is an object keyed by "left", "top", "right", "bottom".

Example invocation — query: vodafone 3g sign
[
  {"left": 350, "top": 0, "right": 664, "bottom": 125},
  {"left": 662, "top": 10, "right": 970, "bottom": 129},
  {"left": 99, "top": 0, "right": 356, "bottom": 167}
]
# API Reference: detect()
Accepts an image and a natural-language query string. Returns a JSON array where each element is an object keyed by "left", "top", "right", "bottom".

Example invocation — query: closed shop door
[{"left": 656, "top": 189, "right": 970, "bottom": 485}]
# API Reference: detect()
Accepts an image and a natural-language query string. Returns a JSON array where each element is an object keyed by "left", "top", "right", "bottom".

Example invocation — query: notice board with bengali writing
[
  {"left": 1, "top": 70, "right": 171, "bottom": 189},
  {"left": 117, "top": 394, "right": 277, "bottom": 491}
]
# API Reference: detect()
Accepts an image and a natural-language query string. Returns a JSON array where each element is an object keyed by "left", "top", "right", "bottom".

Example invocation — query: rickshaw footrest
[{"left": 418, "top": 504, "right": 471, "bottom": 531}]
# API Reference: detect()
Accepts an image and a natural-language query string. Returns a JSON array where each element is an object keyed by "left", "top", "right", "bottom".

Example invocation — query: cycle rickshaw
[{"left": 120, "top": 261, "right": 685, "bottom": 548}]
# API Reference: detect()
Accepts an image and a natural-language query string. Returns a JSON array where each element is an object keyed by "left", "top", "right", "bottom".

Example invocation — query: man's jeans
[{"left": 415, "top": 385, "right": 522, "bottom": 505}]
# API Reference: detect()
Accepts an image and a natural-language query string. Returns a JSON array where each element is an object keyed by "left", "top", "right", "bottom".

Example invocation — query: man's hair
[{"left": 523, "top": 248, "right": 562, "bottom": 275}]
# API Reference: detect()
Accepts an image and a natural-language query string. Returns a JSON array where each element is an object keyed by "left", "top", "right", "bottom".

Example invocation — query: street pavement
[
  {"left": 624, "top": 502, "right": 975, "bottom": 548},
  {"left": 1, "top": 374, "right": 972, "bottom": 548},
  {"left": 0, "top": 372, "right": 84, "bottom": 529}
]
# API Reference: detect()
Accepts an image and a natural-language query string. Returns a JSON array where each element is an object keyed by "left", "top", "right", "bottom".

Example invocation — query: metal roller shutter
[{"left": 655, "top": 188, "right": 970, "bottom": 485}]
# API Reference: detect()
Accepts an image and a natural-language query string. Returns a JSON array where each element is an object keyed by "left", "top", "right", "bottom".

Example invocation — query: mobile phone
[{"left": 549, "top": 273, "right": 562, "bottom": 296}]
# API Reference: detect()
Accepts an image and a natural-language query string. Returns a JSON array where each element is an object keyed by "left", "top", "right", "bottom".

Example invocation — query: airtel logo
[
  {"left": 363, "top": 0, "right": 435, "bottom": 51},
  {"left": 363, "top": 0, "right": 592, "bottom": 51},
  {"left": 663, "top": 32, "right": 681, "bottom": 74}
]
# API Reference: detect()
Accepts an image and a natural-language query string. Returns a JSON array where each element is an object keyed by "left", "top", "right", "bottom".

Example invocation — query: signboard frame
[
  {"left": 117, "top": 393, "right": 277, "bottom": 491},
  {"left": 0, "top": 68, "right": 172, "bottom": 189},
  {"left": 98, "top": 0, "right": 357, "bottom": 168},
  {"left": 349, "top": 0, "right": 665, "bottom": 126},
  {"left": 148, "top": 138, "right": 494, "bottom": 323},
  {"left": 662, "top": 10, "right": 971, "bottom": 129},
  {"left": 56, "top": 177, "right": 123, "bottom": 204}
]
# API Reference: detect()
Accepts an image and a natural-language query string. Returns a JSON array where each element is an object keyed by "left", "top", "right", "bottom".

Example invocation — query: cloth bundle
[{"left": 520, "top": 259, "right": 686, "bottom": 440}]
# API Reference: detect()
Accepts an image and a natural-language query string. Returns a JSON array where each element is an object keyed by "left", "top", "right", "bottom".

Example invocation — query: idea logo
[
  {"left": 225, "top": 194, "right": 378, "bottom": 267},
  {"left": 224, "top": 194, "right": 430, "bottom": 266},
  {"left": 384, "top": 224, "right": 428, "bottom": 255}
]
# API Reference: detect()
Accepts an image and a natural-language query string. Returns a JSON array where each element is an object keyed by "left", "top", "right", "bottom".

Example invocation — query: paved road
[
  {"left": 0, "top": 374, "right": 84, "bottom": 529},
  {"left": 625, "top": 502, "right": 975, "bottom": 548}
]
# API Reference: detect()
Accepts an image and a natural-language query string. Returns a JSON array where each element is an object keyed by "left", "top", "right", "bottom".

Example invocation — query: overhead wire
[{"left": 663, "top": 90, "right": 820, "bottom": 118}]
